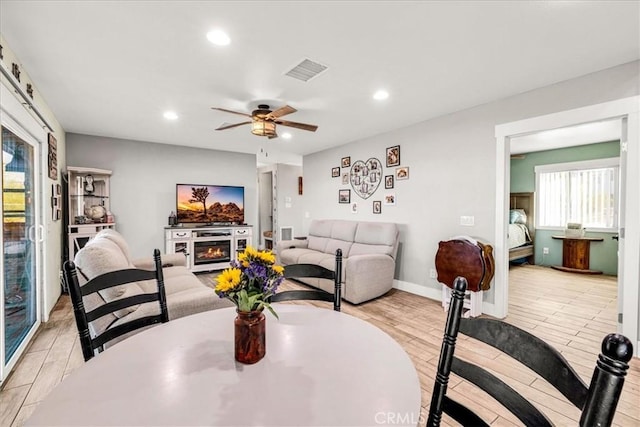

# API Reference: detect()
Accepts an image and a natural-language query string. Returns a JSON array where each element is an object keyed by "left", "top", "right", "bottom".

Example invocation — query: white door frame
[
  {"left": 492, "top": 96, "right": 639, "bottom": 355},
  {"left": 0, "top": 94, "right": 45, "bottom": 382}
]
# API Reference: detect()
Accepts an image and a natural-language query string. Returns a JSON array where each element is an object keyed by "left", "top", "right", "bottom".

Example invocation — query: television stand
[{"left": 164, "top": 224, "right": 252, "bottom": 272}]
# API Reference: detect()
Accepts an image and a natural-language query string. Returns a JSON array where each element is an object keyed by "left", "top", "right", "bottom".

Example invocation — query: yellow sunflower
[
  {"left": 258, "top": 250, "right": 276, "bottom": 264},
  {"left": 272, "top": 264, "right": 284, "bottom": 275},
  {"left": 215, "top": 268, "right": 242, "bottom": 293}
]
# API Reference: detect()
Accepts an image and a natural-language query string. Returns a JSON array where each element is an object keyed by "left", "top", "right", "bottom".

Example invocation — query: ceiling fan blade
[
  {"left": 215, "top": 121, "right": 252, "bottom": 130},
  {"left": 211, "top": 107, "right": 253, "bottom": 118},
  {"left": 275, "top": 119, "right": 318, "bottom": 132},
  {"left": 266, "top": 105, "right": 296, "bottom": 120}
]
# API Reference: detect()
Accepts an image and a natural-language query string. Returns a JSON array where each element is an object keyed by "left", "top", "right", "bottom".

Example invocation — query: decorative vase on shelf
[{"left": 234, "top": 309, "right": 266, "bottom": 364}]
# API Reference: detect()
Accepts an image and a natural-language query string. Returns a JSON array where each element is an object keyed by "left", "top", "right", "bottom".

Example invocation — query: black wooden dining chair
[
  {"left": 64, "top": 248, "right": 169, "bottom": 361},
  {"left": 427, "top": 277, "right": 633, "bottom": 427},
  {"left": 271, "top": 249, "right": 343, "bottom": 311}
]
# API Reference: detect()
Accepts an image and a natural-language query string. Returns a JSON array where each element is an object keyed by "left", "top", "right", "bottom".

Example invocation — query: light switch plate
[{"left": 460, "top": 215, "right": 475, "bottom": 226}]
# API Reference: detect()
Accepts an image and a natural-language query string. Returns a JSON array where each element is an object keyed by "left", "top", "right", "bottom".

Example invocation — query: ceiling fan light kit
[
  {"left": 251, "top": 120, "right": 277, "bottom": 138},
  {"left": 212, "top": 104, "right": 318, "bottom": 139}
]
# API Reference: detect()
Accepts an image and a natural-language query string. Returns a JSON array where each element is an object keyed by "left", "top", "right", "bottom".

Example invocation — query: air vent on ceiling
[{"left": 284, "top": 58, "right": 328, "bottom": 82}]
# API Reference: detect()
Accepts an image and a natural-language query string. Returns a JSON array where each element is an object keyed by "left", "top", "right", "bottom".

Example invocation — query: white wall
[
  {"left": 66, "top": 134, "right": 257, "bottom": 258},
  {"left": 302, "top": 61, "right": 640, "bottom": 304},
  {"left": 274, "top": 163, "right": 304, "bottom": 241},
  {"left": 0, "top": 35, "right": 66, "bottom": 318}
]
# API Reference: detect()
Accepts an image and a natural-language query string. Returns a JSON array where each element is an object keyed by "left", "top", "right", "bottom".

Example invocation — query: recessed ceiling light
[
  {"left": 207, "top": 29, "right": 231, "bottom": 46},
  {"left": 163, "top": 111, "right": 178, "bottom": 120},
  {"left": 281, "top": 132, "right": 292, "bottom": 140},
  {"left": 373, "top": 89, "right": 389, "bottom": 101}
]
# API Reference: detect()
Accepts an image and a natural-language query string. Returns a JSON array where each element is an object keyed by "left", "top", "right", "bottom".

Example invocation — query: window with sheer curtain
[{"left": 535, "top": 158, "right": 619, "bottom": 230}]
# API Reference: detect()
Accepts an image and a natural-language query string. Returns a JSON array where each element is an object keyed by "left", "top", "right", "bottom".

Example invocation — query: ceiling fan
[{"left": 212, "top": 104, "right": 318, "bottom": 139}]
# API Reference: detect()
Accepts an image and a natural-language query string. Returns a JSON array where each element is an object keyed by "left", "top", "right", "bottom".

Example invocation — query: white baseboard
[
  {"left": 393, "top": 280, "right": 442, "bottom": 302},
  {"left": 393, "top": 280, "right": 501, "bottom": 318}
]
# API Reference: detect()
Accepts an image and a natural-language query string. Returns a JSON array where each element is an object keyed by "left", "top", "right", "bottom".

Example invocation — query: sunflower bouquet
[{"left": 214, "top": 246, "right": 285, "bottom": 318}]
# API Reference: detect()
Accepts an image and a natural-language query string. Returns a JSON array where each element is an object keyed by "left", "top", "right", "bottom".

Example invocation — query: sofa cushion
[
  {"left": 330, "top": 220, "right": 358, "bottom": 241},
  {"left": 307, "top": 236, "right": 329, "bottom": 252},
  {"left": 297, "top": 251, "right": 334, "bottom": 266},
  {"left": 95, "top": 229, "right": 132, "bottom": 262},
  {"left": 354, "top": 222, "right": 398, "bottom": 247},
  {"left": 325, "top": 239, "right": 353, "bottom": 257},
  {"left": 309, "top": 219, "right": 333, "bottom": 237},
  {"left": 279, "top": 248, "right": 316, "bottom": 265}
]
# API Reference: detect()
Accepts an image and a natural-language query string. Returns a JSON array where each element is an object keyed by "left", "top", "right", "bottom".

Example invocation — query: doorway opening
[{"left": 493, "top": 96, "right": 639, "bottom": 354}]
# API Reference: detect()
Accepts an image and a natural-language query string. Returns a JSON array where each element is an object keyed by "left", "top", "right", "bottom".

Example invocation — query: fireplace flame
[{"left": 204, "top": 247, "right": 224, "bottom": 259}]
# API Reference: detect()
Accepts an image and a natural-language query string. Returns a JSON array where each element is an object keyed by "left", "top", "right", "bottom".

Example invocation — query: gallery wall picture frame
[
  {"left": 384, "top": 193, "right": 396, "bottom": 206},
  {"left": 395, "top": 166, "right": 409, "bottom": 180},
  {"left": 51, "top": 183, "right": 62, "bottom": 221},
  {"left": 341, "top": 156, "right": 351, "bottom": 168},
  {"left": 385, "top": 175, "right": 394, "bottom": 189},
  {"left": 331, "top": 167, "right": 340, "bottom": 177},
  {"left": 386, "top": 145, "right": 400, "bottom": 167},
  {"left": 339, "top": 189, "right": 351, "bottom": 204},
  {"left": 351, "top": 203, "right": 358, "bottom": 214},
  {"left": 342, "top": 173, "right": 349, "bottom": 185},
  {"left": 47, "top": 133, "right": 58, "bottom": 180},
  {"left": 349, "top": 157, "right": 382, "bottom": 200},
  {"left": 373, "top": 200, "right": 382, "bottom": 214}
]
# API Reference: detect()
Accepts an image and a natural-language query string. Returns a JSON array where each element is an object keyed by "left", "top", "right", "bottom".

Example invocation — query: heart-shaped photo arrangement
[{"left": 350, "top": 158, "right": 382, "bottom": 199}]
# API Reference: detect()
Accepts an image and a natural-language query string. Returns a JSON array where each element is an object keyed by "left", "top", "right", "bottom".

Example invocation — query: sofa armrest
[
  {"left": 275, "top": 239, "right": 308, "bottom": 253},
  {"left": 132, "top": 253, "right": 187, "bottom": 269},
  {"left": 345, "top": 254, "right": 395, "bottom": 304}
]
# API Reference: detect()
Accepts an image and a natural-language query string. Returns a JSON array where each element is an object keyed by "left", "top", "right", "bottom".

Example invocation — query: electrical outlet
[
  {"left": 543, "top": 247, "right": 549, "bottom": 255},
  {"left": 430, "top": 269, "right": 437, "bottom": 279}
]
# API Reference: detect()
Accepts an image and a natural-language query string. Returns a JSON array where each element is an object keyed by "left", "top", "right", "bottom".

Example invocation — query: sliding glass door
[{"left": 1, "top": 125, "right": 41, "bottom": 376}]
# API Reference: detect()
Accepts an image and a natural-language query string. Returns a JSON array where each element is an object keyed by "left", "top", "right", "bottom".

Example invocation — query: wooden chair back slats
[
  {"left": 85, "top": 293, "right": 164, "bottom": 323},
  {"left": 441, "top": 397, "right": 489, "bottom": 427},
  {"left": 458, "top": 318, "right": 588, "bottom": 408},
  {"left": 272, "top": 249, "right": 342, "bottom": 311},
  {"left": 282, "top": 263, "right": 335, "bottom": 280},
  {"left": 79, "top": 269, "right": 158, "bottom": 296},
  {"left": 64, "top": 248, "right": 169, "bottom": 361},
  {"left": 91, "top": 315, "right": 166, "bottom": 349},
  {"left": 451, "top": 357, "right": 553, "bottom": 426},
  {"left": 427, "top": 276, "right": 633, "bottom": 427}
]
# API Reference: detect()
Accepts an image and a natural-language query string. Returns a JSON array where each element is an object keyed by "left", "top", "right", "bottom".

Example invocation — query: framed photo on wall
[
  {"left": 384, "top": 193, "right": 396, "bottom": 206},
  {"left": 332, "top": 167, "right": 340, "bottom": 177},
  {"left": 339, "top": 189, "right": 351, "bottom": 204},
  {"left": 386, "top": 145, "right": 400, "bottom": 167},
  {"left": 341, "top": 156, "right": 351, "bottom": 168},
  {"left": 395, "top": 166, "right": 409, "bottom": 180},
  {"left": 385, "top": 175, "right": 394, "bottom": 189},
  {"left": 373, "top": 200, "right": 382, "bottom": 214},
  {"left": 48, "top": 133, "right": 58, "bottom": 180}
]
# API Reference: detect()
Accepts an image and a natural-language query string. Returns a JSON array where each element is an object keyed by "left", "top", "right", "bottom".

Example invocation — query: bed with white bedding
[{"left": 509, "top": 192, "right": 535, "bottom": 264}]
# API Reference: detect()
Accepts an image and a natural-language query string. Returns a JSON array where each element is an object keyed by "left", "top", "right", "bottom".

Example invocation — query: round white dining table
[{"left": 26, "top": 304, "right": 421, "bottom": 426}]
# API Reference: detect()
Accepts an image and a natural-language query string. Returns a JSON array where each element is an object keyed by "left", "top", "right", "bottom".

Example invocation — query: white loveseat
[
  {"left": 276, "top": 219, "right": 399, "bottom": 304},
  {"left": 73, "top": 229, "right": 232, "bottom": 343}
]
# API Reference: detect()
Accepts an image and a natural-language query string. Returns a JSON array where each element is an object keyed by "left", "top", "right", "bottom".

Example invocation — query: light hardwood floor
[{"left": 1, "top": 265, "right": 638, "bottom": 426}]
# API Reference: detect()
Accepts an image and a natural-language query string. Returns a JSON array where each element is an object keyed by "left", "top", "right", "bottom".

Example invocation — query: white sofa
[
  {"left": 276, "top": 219, "right": 399, "bottom": 304},
  {"left": 73, "top": 229, "right": 232, "bottom": 344}
]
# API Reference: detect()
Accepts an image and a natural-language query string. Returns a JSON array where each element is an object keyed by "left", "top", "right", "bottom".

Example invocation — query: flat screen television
[{"left": 176, "top": 184, "right": 244, "bottom": 225}]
